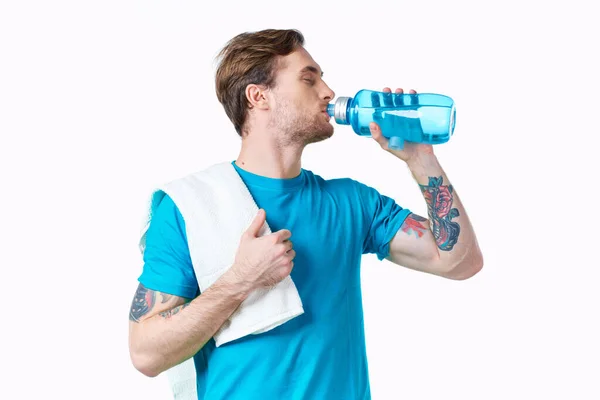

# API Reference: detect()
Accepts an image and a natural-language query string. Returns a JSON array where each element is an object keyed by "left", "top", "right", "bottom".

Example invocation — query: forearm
[
  {"left": 406, "top": 153, "right": 483, "bottom": 278},
  {"left": 129, "top": 269, "right": 250, "bottom": 377}
]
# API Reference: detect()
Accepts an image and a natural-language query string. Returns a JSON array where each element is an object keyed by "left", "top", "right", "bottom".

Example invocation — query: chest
[{"left": 255, "top": 191, "right": 364, "bottom": 283}]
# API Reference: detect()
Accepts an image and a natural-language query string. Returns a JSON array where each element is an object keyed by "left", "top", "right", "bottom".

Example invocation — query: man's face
[{"left": 267, "top": 46, "right": 336, "bottom": 146}]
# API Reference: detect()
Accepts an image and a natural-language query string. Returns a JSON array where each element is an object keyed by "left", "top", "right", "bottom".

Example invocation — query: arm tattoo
[
  {"left": 401, "top": 213, "right": 428, "bottom": 238},
  {"left": 160, "top": 293, "right": 172, "bottom": 303},
  {"left": 128, "top": 284, "right": 172, "bottom": 322},
  {"left": 159, "top": 302, "right": 191, "bottom": 319},
  {"left": 129, "top": 284, "right": 154, "bottom": 322},
  {"left": 419, "top": 176, "right": 460, "bottom": 251}
]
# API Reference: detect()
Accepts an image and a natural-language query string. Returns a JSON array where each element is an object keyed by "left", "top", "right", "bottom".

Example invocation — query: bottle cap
[{"left": 331, "top": 97, "right": 351, "bottom": 124}]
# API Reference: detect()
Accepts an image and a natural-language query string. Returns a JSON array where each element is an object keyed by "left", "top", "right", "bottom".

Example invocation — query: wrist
[
  {"left": 406, "top": 153, "right": 441, "bottom": 177},
  {"left": 220, "top": 265, "right": 254, "bottom": 302}
]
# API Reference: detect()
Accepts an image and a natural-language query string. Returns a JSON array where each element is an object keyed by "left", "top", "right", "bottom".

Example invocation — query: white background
[{"left": 1, "top": 0, "right": 599, "bottom": 399}]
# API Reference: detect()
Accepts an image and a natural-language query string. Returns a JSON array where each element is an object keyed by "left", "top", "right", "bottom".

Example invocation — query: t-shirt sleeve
[
  {"left": 138, "top": 193, "right": 200, "bottom": 299},
  {"left": 355, "top": 181, "right": 412, "bottom": 261}
]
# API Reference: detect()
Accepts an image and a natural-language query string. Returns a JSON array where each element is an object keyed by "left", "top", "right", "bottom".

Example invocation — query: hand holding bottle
[
  {"left": 327, "top": 86, "right": 456, "bottom": 154},
  {"left": 369, "top": 87, "right": 435, "bottom": 164}
]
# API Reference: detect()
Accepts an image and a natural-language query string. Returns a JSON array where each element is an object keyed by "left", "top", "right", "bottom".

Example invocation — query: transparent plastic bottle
[{"left": 327, "top": 89, "right": 456, "bottom": 150}]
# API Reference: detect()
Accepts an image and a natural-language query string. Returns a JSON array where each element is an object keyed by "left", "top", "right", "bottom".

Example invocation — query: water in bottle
[{"left": 326, "top": 89, "right": 456, "bottom": 150}]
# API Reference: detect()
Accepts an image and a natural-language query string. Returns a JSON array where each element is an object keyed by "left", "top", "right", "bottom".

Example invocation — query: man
[{"left": 128, "top": 28, "right": 483, "bottom": 399}]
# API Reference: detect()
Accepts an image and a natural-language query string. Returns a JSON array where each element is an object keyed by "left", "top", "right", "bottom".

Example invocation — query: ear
[{"left": 245, "top": 84, "right": 270, "bottom": 110}]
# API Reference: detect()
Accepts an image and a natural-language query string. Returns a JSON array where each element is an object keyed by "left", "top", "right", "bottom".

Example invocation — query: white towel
[{"left": 137, "top": 161, "right": 304, "bottom": 399}]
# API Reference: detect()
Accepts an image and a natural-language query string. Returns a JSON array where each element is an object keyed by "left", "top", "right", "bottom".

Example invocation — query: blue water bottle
[{"left": 327, "top": 89, "right": 456, "bottom": 150}]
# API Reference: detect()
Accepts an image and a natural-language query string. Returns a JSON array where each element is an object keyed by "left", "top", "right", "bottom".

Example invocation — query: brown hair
[{"left": 214, "top": 29, "right": 305, "bottom": 136}]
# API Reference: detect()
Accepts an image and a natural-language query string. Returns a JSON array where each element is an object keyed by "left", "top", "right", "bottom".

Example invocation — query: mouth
[{"left": 322, "top": 110, "right": 330, "bottom": 121}]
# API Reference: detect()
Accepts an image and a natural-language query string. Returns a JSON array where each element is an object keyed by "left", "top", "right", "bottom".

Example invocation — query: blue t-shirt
[{"left": 139, "top": 161, "right": 411, "bottom": 400}]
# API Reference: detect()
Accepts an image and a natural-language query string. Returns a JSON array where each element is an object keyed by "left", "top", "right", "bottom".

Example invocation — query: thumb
[
  {"left": 245, "top": 209, "right": 266, "bottom": 237},
  {"left": 369, "top": 122, "right": 389, "bottom": 148}
]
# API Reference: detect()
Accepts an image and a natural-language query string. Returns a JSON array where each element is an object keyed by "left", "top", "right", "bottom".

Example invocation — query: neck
[{"left": 235, "top": 134, "right": 304, "bottom": 179}]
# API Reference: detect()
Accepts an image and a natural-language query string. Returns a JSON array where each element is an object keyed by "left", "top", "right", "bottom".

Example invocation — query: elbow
[
  {"left": 130, "top": 348, "right": 162, "bottom": 378},
  {"left": 445, "top": 253, "right": 484, "bottom": 281}
]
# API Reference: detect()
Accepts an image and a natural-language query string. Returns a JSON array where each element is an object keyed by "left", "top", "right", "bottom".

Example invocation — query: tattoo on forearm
[
  {"left": 159, "top": 302, "right": 191, "bottom": 319},
  {"left": 401, "top": 213, "right": 428, "bottom": 238},
  {"left": 129, "top": 284, "right": 155, "bottom": 322},
  {"left": 419, "top": 176, "right": 460, "bottom": 251}
]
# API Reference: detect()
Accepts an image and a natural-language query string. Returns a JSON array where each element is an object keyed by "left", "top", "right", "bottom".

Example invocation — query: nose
[{"left": 322, "top": 82, "right": 335, "bottom": 102}]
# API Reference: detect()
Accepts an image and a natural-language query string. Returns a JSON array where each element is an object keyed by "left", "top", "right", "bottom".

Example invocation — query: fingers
[
  {"left": 385, "top": 87, "right": 417, "bottom": 94},
  {"left": 369, "top": 121, "right": 388, "bottom": 148},
  {"left": 246, "top": 209, "right": 266, "bottom": 237},
  {"left": 374, "top": 85, "right": 414, "bottom": 149},
  {"left": 386, "top": 87, "right": 417, "bottom": 109},
  {"left": 275, "top": 229, "right": 292, "bottom": 242},
  {"left": 276, "top": 240, "right": 294, "bottom": 259},
  {"left": 280, "top": 247, "right": 296, "bottom": 263}
]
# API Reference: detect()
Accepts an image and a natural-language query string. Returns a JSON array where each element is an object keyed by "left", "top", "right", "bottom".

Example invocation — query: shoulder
[
  {"left": 301, "top": 169, "right": 384, "bottom": 212},
  {"left": 148, "top": 191, "right": 186, "bottom": 232},
  {"left": 153, "top": 161, "right": 233, "bottom": 208},
  {"left": 161, "top": 161, "right": 230, "bottom": 187}
]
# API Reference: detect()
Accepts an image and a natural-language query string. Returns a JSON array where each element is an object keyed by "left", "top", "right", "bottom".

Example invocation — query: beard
[{"left": 268, "top": 98, "right": 334, "bottom": 147}]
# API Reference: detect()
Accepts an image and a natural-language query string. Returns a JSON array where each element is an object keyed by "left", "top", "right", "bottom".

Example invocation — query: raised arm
[
  {"left": 368, "top": 87, "right": 483, "bottom": 280},
  {"left": 386, "top": 154, "right": 483, "bottom": 279}
]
